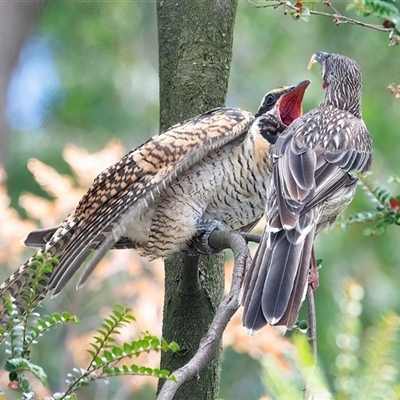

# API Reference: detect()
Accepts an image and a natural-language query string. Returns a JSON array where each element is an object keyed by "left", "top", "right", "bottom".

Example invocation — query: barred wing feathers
[{"left": 0, "top": 108, "right": 253, "bottom": 323}]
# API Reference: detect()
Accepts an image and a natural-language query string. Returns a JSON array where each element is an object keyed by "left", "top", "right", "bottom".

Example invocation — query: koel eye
[{"left": 265, "top": 94, "right": 276, "bottom": 106}]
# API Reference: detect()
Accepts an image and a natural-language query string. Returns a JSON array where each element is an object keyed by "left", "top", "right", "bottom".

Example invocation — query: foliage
[
  {"left": 251, "top": 0, "right": 400, "bottom": 45},
  {"left": 0, "top": 253, "right": 78, "bottom": 398},
  {"left": 347, "top": 0, "right": 400, "bottom": 34},
  {"left": 261, "top": 279, "right": 400, "bottom": 399},
  {"left": 0, "top": 252, "right": 60, "bottom": 344},
  {"left": 59, "top": 305, "right": 178, "bottom": 400},
  {"left": 339, "top": 172, "right": 400, "bottom": 236},
  {"left": 0, "top": 257, "right": 178, "bottom": 400}
]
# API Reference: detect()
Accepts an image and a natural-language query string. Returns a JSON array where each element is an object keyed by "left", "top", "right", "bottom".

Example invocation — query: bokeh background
[{"left": 0, "top": 1, "right": 399, "bottom": 399}]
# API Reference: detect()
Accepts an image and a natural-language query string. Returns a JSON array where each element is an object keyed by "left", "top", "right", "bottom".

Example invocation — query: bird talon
[
  {"left": 200, "top": 219, "right": 227, "bottom": 254},
  {"left": 186, "top": 219, "right": 227, "bottom": 255},
  {"left": 308, "top": 271, "right": 319, "bottom": 291},
  {"left": 308, "top": 247, "right": 319, "bottom": 291}
]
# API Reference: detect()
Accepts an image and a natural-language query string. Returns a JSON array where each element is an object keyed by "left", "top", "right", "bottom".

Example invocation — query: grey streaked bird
[
  {"left": 242, "top": 52, "right": 373, "bottom": 333},
  {"left": 0, "top": 81, "right": 309, "bottom": 328}
]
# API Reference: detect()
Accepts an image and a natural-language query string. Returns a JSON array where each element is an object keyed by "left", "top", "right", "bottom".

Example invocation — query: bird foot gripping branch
[{"left": 185, "top": 219, "right": 228, "bottom": 256}]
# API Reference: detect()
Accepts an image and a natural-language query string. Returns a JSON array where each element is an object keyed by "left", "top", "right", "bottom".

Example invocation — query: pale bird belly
[
  {"left": 125, "top": 193, "right": 203, "bottom": 259},
  {"left": 204, "top": 182, "right": 266, "bottom": 230},
  {"left": 125, "top": 141, "right": 269, "bottom": 258},
  {"left": 202, "top": 149, "right": 268, "bottom": 230}
]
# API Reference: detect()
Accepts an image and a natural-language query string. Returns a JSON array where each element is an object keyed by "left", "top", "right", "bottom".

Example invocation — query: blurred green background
[{"left": 1, "top": 1, "right": 400, "bottom": 399}]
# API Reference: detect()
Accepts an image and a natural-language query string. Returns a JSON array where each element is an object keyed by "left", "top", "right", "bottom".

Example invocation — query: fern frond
[
  {"left": 343, "top": 172, "right": 400, "bottom": 235},
  {"left": 59, "top": 306, "right": 179, "bottom": 399}
]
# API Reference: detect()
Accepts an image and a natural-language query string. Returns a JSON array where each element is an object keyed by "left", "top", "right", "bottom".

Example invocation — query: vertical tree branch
[
  {"left": 0, "top": 1, "right": 44, "bottom": 165},
  {"left": 157, "top": 231, "right": 251, "bottom": 400},
  {"left": 156, "top": 1, "right": 238, "bottom": 398}
]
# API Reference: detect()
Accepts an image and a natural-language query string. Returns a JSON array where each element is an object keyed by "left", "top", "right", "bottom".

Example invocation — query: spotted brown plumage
[
  {"left": 242, "top": 52, "right": 373, "bottom": 333},
  {"left": 0, "top": 81, "right": 309, "bottom": 330}
]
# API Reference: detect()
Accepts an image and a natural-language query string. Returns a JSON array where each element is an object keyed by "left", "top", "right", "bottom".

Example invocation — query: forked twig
[{"left": 248, "top": 0, "right": 400, "bottom": 45}]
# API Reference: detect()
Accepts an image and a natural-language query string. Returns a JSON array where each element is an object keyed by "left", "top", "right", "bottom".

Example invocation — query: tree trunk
[
  {"left": 156, "top": 0, "right": 238, "bottom": 398},
  {"left": 0, "top": 1, "right": 44, "bottom": 165}
]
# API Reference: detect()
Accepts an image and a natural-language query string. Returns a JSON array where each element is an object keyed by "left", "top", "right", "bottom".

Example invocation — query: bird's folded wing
[{"left": 44, "top": 107, "right": 254, "bottom": 294}]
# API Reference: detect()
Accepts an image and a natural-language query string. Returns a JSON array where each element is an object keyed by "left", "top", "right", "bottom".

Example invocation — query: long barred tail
[
  {"left": 0, "top": 250, "right": 58, "bottom": 331},
  {"left": 0, "top": 217, "right": 78, "bottom": 338}
]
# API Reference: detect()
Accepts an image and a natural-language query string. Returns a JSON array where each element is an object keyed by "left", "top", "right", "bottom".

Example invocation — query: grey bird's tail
[{"left": 242, "top": 222, "right": 315, "bottom": 333}]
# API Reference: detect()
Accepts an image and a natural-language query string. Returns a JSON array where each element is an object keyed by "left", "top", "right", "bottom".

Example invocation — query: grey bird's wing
[
  {"left": 271, "top": 110, "right": 372, "bottom": 231},
  {"left": 243, "top": 109, "right": 372, "bottom": 331}
]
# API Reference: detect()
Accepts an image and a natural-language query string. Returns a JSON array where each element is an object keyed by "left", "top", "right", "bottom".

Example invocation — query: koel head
[{"left": 255, "top": 80, "right": 310, "bottom": 143}]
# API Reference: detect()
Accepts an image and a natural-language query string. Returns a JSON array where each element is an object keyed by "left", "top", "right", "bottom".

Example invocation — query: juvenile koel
[{"left": 0, "top": 81, "right": 309, "bottom": 328}]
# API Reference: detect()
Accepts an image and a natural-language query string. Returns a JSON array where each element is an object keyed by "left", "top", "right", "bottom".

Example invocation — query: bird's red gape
[{"left": 278, "top": 80, "right": 310, "bottom": 126}]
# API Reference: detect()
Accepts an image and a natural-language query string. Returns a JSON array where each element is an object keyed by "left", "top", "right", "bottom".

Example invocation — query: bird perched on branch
[
  {"left": 242, "top": 52, "right": 373, "bottom": 333},
  {"left": 0, "top": 81, "right": 309, "bottom": 327}
]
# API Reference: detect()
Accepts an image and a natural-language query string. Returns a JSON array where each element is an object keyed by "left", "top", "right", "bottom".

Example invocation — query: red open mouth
[{"left": 278, "top": 80, "right": 310, "bottom": 126}]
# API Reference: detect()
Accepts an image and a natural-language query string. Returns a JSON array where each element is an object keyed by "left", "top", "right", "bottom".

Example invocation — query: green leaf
[
  {"left": 150, "top": 337, "right": 160, "bottom": 349},
  {"left": 94, "top": 356, "right": 103, "bottom": 366},
  {"left": 130, "top": 364, "right": 139, "bottom": 373},
  {"left": 123, "top": 342, "right": 132, "bottom": 353},
  {"left": 159, "top": 369, "right": 171, "bottom": 378},
  {"left": 96, "top": 329, "right": 108, "bottom": 338},
  {"left": 103, "top": 350, "right": 113, "bottom": 361},
  {"left": 21, "top": 378, "right": 32, "bottom": 394},
  {"left": 140, "top": 338, "right": 150, "bottom": 350},
  {"left": 168, "top": 341, "right": 180, "bottom": 352},
  {"left": 112, "top": 346, "right": 123, "bottom": 357},
  {"left": 131, "top": 341, "right": 140, "bottom": 353}
]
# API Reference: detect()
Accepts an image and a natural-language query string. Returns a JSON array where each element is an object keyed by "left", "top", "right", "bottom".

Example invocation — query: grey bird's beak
[{"left": 308, "top": 51, "right": 329, "bottom": 69}]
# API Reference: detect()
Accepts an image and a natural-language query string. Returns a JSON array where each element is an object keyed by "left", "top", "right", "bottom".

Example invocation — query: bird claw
[
  {"left": 185, "top": 219, "right": 227, "bottom": 256},
  {"left": 308, "top": 262, "right": 319, "bottom": 291}
]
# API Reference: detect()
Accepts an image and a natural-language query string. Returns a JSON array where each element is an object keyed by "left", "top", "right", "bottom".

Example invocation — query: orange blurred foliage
[{"left": 0, "top": 140, "right": 293, "bottom": 396}]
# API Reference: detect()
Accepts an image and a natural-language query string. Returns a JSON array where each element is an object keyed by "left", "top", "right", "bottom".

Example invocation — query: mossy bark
[{"left": 156, "top": 1, "right": 238, "bottom": 398}]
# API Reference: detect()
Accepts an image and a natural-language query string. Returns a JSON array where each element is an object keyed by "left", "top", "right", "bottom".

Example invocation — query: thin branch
[
  {"left": 157, "top": 230, "right": 251, "bottom": 400},
  {"left": 307, "top": 247, "right": 318, "bottom": 364},
  {"left": 307, "top": 284, "right": 317, "bottom": 364},
  {"left": 240, "top": 232, "right": 261, "bottom": 244},
  {"left": 248, "top": 0, "right": 399, "bottom": 44},
  {"left": 326, "top": 1, "right": 391, "bottom": 32},
  {"left": 305, "top": 284, "right": 317, "bottom": 400}
]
